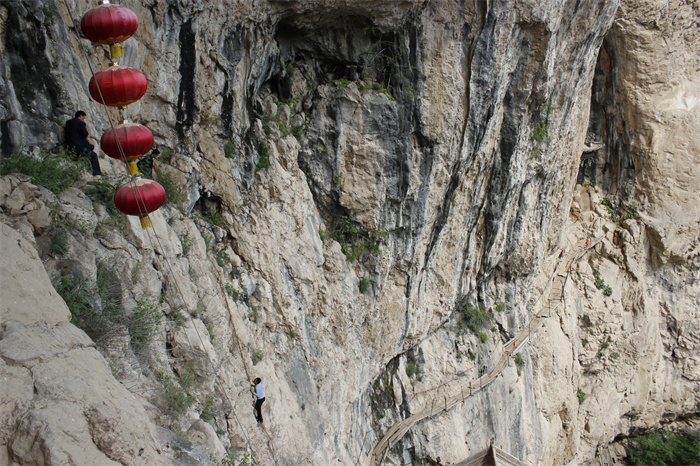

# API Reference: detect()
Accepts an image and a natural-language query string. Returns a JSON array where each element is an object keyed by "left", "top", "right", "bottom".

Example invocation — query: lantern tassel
[
  {"left": 127, "top": 161, "right": 139, "bottom": 175},
  {"left": 110, "top": 43, "right": 124, "bottom": 59},
  {"left": 139, "top": 215, "right": 152, "bottom": 229}
]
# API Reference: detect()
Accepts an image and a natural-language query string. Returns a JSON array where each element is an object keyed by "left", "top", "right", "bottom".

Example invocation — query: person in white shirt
[{"left": 250, "top": 378, "right": 265, "bottom": 424}]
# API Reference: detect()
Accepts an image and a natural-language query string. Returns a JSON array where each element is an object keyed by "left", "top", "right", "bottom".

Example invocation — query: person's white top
[{"left": 254, "top": 384, "right": 265, "bottom": 399}]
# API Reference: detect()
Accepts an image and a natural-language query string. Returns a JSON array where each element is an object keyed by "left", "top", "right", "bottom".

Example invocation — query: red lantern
[
  {"left": 114, "top": 179, "right": 166, "bottom": 229},
  {"left": 80, "top": 2, "right": 138, "bottom": 44},
  {"left": 101, "top": 123, "right": 154, "bottom": 174},
  {"left": 89, "top": 65, "right": 147, "bottom": 108}
]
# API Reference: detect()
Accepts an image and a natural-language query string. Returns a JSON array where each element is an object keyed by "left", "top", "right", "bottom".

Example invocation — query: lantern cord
[{"left": 60, "top": 2, "right": 278, "bottom": 463}]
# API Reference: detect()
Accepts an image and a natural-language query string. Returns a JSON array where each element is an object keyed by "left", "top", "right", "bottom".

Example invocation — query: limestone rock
[
  {"left": 0, "top": 0, "right": 698, "bottom": 465},
  {"left": 0, "top": 222, "right": 70, "bottom": 324},
  {"left": 0, "top": 320, "right": 209, "bottom": 465},
  {"left": 186, "top": 419, "right": 226, "bottom": 461}
]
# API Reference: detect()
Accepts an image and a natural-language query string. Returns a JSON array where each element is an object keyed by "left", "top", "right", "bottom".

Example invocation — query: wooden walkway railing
[{"left": 368, "top": 236, "right": 604, "bottom": 465}]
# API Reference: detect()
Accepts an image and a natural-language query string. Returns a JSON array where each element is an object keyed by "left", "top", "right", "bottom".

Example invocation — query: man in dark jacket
[{"left": 65, "top": 110, "right": 102, "bottom": 176}]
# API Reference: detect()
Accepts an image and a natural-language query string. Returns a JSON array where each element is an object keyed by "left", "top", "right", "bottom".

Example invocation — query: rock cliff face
[{"left": 1, "top": 0, "right": 698, "bottom": 465}]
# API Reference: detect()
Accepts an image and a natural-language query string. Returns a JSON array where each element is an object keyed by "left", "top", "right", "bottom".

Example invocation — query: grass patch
[
  {"left": 577, "top": 388, "right": 586, "bottom": 404},
  {"left": 1, "top": 146, "right": 88, "bottom": 194}
]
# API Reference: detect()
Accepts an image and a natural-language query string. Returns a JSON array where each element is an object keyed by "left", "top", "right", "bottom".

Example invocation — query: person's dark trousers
[
  {"left": 70, "top": 145, "right": 102, "bottom": 176},
  {"left": 254, "top": 397, "right": 265, "bottom": 423}
]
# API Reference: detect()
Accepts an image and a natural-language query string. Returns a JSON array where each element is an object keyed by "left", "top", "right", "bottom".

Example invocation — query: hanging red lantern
[
  {"left": 89, "top": 65, "right": 147, "bottom": 108},
  {"left": 101, "top": 123, "right": 154, "bottom": 174},
  {"left": 114, "top": 179, "right": 166, "bottom": 229},
  {"left": 80, "top": 1, "right": 138, "bottom": 58}
]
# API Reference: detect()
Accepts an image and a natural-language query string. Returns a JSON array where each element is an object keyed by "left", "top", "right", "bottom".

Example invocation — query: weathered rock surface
[
  {"left": 0, "top": 320, "right": 211, "bottom": 465},
  {"left": 0, "top": 221, "right": 70, "bottom": 325},
  {"left": 0, "top": 0, "right": 697, "bottom": 464}
]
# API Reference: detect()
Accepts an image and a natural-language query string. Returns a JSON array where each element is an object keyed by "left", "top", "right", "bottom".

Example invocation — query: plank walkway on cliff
[{"left": 369, "top": 237, "right": 604, "bottom": 465}]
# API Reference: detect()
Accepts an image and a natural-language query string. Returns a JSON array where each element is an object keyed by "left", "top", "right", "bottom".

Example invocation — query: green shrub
[
  {"left": 459, "top": 301, "right": 495, "bottom": 336},
  {"left": 249, "top": 308, "right": 259, "bottom": 323},
  {"left": 84, "top": 177, "right": 121, "bottom": 217},
  {"left": 577, "top": 388, "right": 586, "bottom": 404},
  {"left": 53, "top": 275, "right": 92, "bottom": 326},
  {"left": 495, "top": 302, "right": 505, "bottom": 312},
  {"left": 178, "top": 364, "right": 197, "bottom": 391},
  {"left": 50, "top": 227, "right": 69, "bottom": 255},
  {"left": 200, "top": 395, "right": 215, "bottom": 423},
  {"left": 278, "top": 120, "right": 291, "bottom": 136},
  {"left": 533, "top": 122, "right": 550, "bottom": 143},
  {"left": 54, "top": 262, "right": 124, "bottom": 345},
  {"left": 129, "top": 292, "right": 162, "bottom": 352},
  {"left": 291, "top": 123, "right": 305, "bottom": 139},
  {"left": 180, "top": 231, "right": 193, "bottom": 256},
  {"left": 603, "top": 285, "right": 613, "bottom": 297},
  {"left": 359, "top": 277, "right": 372, "bottom": 293},
  {"left": 224, "top": 140, "right": 236, "bottom": 159},
  {"left": 629, "top": 431, "right": 700, "bottom": 466},
  {"left": 159, "top": 148, "right": 173, "bottom": 163},
  {"left": 251, "top": 349, "right": 264, "bottom": 365},
  {"left": 214, "top": 451, "right": 260, "bottom": 466},
  {"left": 622, "top": 204, "right": 638, "bottom": 221},
  {"left": 155, "top": 169, "right": 180, "bottom": 206},
  {"left": 478, "top": 332, "right": 488, "bottom": 343},
  {"left": 533, "top": 99, "right": 554, "bottom": 144},
  {"left": 43, "top": 0, "right": 58, "bottom": 25},
  {"left": 225, "top": 284, "right": 239, "bottom": 301},
  {"left": 207, "top": 211, "right": 225, "bottom": 226},
  {"left": 1, "top": 146, "right": 88, "bottom": 193},
  {"left": 515, "top": 353, "right": 524, "bottom": 376},
  {"left": 331, "top": 215, "right": 386, "bottom": 263},
  {"left": 158, "top": 372, "right": 195, "bottom": 416},
  {"left": 406, "top": 362, "right": 420, "bottom": 378},
  {"left": 204, "top": 319, "right": 216, "bottom": 343},
  {"left": 256, "top": 142, "right": 270, "bottom": 171}
]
